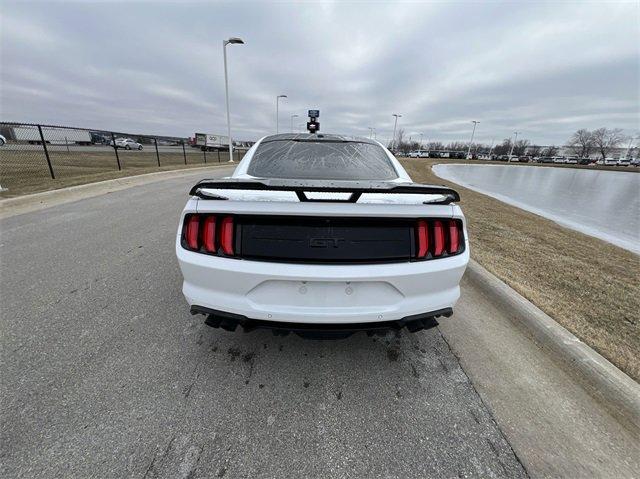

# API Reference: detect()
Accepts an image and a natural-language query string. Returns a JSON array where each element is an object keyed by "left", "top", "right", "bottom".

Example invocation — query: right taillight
[
  {"left": 448, "top": 219, "right": 460, "bottom": 253},
  {"left": 416, "top": 220, "right": 429, "bottom": 258},
  {"left": 414, "top": 218, "right": 463, "bottom": 260}
]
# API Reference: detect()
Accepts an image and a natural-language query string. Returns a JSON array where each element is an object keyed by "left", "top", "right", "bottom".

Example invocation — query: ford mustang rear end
[{"left": 176, "top": 134, "right": 469, "bottom": 337}]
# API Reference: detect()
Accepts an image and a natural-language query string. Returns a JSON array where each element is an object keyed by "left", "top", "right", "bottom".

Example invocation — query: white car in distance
[
  {"left": 176, "top": 133, "right": 469, "bottom": 338},
  {"left": 408, "top": 150, "right": 429, "bottom": 158},
  {"left": 114, "top": 138, "right": 143, "bottom": 150}
]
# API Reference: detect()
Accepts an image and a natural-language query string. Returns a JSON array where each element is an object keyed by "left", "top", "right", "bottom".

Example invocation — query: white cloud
[{"left": 0, "top": 0, "right": 638, "bottom": 144}]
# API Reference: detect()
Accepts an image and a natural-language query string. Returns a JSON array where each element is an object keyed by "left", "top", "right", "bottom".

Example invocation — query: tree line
[{"left": 389, "top": 127, "right": 636, "bottom": 159}]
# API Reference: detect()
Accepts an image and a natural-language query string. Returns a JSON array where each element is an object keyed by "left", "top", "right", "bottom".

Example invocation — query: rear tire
[
  {"left": 138, "top": 145, "right": 143, "bottom": 150},
  {"left": 125, "top": 145, "right": 131, "bottom": 150}
]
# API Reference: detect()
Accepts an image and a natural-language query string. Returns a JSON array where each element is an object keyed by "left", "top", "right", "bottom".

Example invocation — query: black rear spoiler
[{"left": 189, "top": 178, "right": 460, "bottom": 204}]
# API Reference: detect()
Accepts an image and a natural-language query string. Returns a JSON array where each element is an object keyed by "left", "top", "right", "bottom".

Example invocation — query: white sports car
[{"left": 176, "top": 134, "right": 469, "bottom": 337}]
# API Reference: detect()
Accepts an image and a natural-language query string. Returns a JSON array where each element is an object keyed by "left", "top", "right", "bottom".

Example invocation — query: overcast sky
[{"left": 1, "top": 1, "right": 638, "bottom": 145}]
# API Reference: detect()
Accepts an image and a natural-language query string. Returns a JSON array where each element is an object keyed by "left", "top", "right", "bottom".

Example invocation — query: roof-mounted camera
[{"left": 306, "top": 110, "right": 320, "bottom": 134}]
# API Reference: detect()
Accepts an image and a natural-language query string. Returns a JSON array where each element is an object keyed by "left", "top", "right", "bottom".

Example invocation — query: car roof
[{"left": 260, "top": 133, "right": 377, "bottom": 144}]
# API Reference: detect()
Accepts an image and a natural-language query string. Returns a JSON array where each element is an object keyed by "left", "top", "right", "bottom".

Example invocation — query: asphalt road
[{"left": 0, "top": 170, "right": 527, "bottom": 478}]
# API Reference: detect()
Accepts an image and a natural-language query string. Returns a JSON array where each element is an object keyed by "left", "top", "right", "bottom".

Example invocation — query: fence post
[
  {"left": 37, "top": 125, "right": 55, "bottom": 179},
  {"left": 182, "top": 141, "right": 187, "bottom": 165},
  {"left": 111, "top": 132, "right": 121, "bottom": 170},
  {"left": 154, "top": 138, "right": 161, "bottom": 167},
  {"left": 203, "top": 148, "right": 207, "bottom": 163},
  {"left": 217, "top": 150, "right": 220, "bottom": 162}
]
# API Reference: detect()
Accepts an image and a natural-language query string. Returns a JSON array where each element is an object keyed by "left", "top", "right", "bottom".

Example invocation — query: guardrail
[{"left": 0, "top": 122, "right": 246, "bottom": 193}]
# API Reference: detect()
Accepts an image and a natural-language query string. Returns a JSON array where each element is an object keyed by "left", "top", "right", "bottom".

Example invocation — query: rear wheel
[
  {"left": 0, "top": 138, "right": 5, "bottom": 146},
  {"left": 138, "top": 145, "right": 143, "bottom": 150},
  {"left": 125, "top": 145, "right": 131, "bottom": 150}
]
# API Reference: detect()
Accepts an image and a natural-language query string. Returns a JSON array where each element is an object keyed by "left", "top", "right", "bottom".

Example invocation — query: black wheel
[
  {"left": 138, "top": 145, "right": 143, "bottom": 150},
  {"left": 0, "top": 139, "right": 4, "bottom": 147},
  {"left": 125, "top": 145, "right": 131, "bottom": 150}
]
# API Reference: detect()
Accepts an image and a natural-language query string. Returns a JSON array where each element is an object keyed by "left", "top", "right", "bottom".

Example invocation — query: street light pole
[
  {"left": 419, "top": 133, "right": 424, "bottom": 149},
  {"left": 466, "top": 121, "right": 479, "bottom": 159},
  {"left": 290, "top": 114, "right": 299, "bottom": 133},
  {"left": 508, "top": 131, "right": 519, "bottom": 158},
  {"left": 223, "top": 37, "right": 244, "bottom": 162},
  {"left": 392, "top": 114, "right": 402, "bottom": 150},
  {"left": 276, "top": 95, "right": 287, "bottom": 134}
]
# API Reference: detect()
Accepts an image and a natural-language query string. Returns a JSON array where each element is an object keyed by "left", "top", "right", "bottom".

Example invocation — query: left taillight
[
  {"left": 185, "top": 214, "right": 200, "bottom": 251},
  {"left": 183, "top": 214, "right": 234, "bottom": 256},
  {"left": 414, "top": 218, "right": 464, "bottom": 260}
]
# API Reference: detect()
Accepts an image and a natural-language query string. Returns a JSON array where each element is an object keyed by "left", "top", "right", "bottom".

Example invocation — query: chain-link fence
[{"left": 0, "top": 122, "right": 248, "bottom": 195}]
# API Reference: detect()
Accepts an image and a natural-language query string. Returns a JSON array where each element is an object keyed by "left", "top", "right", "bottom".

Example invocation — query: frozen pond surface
[{"left": 433, "top": 164, "right": 640, "bottom": 254}]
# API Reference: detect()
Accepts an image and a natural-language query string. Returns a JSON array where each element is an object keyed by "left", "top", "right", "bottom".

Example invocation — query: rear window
[{"left": 247, "top": 139, "right": 399, "bottom": 180}]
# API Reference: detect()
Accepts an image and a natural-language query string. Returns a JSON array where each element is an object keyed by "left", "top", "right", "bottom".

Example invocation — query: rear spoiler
[{"left": 189, "top": 178, "right": 460, "bottom": 204}]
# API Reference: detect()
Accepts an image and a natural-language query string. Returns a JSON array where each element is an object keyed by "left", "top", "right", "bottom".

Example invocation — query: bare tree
[
  {"left": 445, "top": 141, "right": 467, "bottom": 152},
  {"left": 527, "top": 145, "right": 542, "bottom": 157},
  {"left": 426, "top": 141, "right": 444, "bottom": 151},
  {"left": 541, "top": 145, "right": 559, "bottom": 156},
  {"left": 395, "top": 128, "right": 405, "bottom": 151},
  {"left": 493, "top": 138, "right": 513, "bottom": 156},
  {"left": 512, "top": 139, "right": 530, "bottom": 156},
  {"left": 591, "top": 127, "right": 626, "bottom": 160},
  {"left": 568, "top": 129, "right": 594, "bottom": 158}
]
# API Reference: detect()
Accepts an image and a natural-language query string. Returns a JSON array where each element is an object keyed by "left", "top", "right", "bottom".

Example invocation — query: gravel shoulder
[{"left": 401, "top": 159, "right": 640, "bottom": 382}]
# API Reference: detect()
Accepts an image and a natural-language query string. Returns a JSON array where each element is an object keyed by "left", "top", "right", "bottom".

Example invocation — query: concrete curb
[
  {"left": 466, "top": 259, "right": 640, "bottom": 433},
  {"left": 0, "top": 164, "right": 234, "bottom": 219}
]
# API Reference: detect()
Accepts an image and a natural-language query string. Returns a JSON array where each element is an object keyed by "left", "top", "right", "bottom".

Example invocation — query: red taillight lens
[
  {"left": 433, "top": 220, "right": 445, "bottom": 256},
  {"left": 220, "top": 216, "right": 234, "bottom": 255},
  {"left": 201, "top": 216, "right": 217, "bottom": 253},
  {"left": 448, "top": 219, "right": 460, "bottom": 253},
  {"left": 416, "top": 220, "right": 429, "bottom": 258},
  {"left": 185, "top": 215, "right": 200, "bottom": 250}
]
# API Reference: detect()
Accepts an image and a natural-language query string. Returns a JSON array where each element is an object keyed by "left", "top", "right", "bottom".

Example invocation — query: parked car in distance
[
  {"left": 176, "top": 133, "right": 469, "bottom": 338},
  {"left": 630, "top": 158, "right": 640, "bottom": 167},
  {"left": 552, "top": 156, "right": 565, "bottom": 164},
  {"left": 115, "top": 138, "right": 143, "bottom": 150},
  {"left": 616, "top": 158, "right": 631, "bottom": 167},
  {"left": 517, "top": 156, "right": 530, "bottom": 163},
  {"left": 408, "top": 150, "right": 429, "bottom": 158},
  {"left": 565, "top": 157, "right": 579, "bottom": 164},
  {"left": 0, "top": 134, "right": 6, "bottom": 146},
  {"left": 578, "top": 157, "right": 593, "bottom": 165},
  {"left": 597, "top": 158, "right": 618, "bottom": 166},
  {"left": 538, "top": 156, "right": 554, "bottom": 163}
]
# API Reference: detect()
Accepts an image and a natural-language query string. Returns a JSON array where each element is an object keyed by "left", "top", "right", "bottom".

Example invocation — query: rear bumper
[
  {"left": 176, "top": 243, "right": 469, "bottom": 324},
  {"left": 192, "top": 305, "right": 452, "bottom": 338}
]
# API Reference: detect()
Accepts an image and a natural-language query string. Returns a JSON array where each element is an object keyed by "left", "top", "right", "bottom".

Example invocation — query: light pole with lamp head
[
  {"left": 223, "top": 37, "right": 244, "bottom": 162},
  {"left": 276, "top": 95, "right": 287, "bottom": 134},
  {"left": 466, "top": 121, "right": 479, "bottom": 159},
  {"left": 392, "top": 114, "right": 402, "bottom": 151},
  {"left": 508, "top": 131, "right": 519, "bottom": 158}
]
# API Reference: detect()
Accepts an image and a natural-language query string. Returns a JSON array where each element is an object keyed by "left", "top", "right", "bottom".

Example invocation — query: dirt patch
[{"left": 401, "top": 158, "right": 640, "bottom": 381}]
